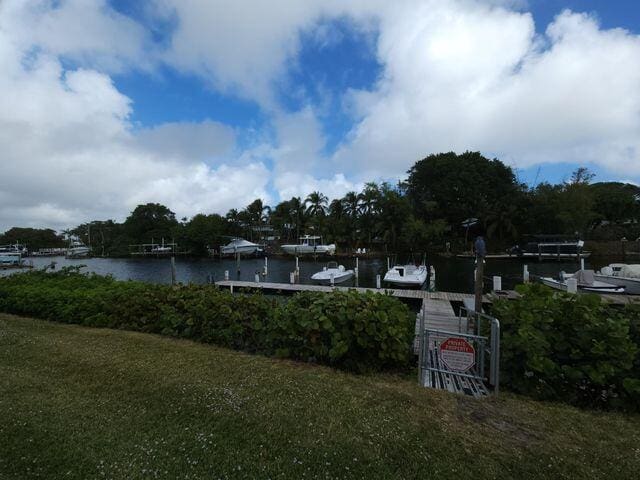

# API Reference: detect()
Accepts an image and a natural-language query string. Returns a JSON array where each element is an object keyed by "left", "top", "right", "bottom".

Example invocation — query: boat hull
[
  {"left": 220, "top": 245, "right": 260, "bottom": 256},
  {"left": 593, "top": 275, "right": 640, "bottom": 294},
  {"left": 311, "top": 271, "right": 354, "bottom": 285},
  {"left": 66, "top": 248, "right": 91, "bottom": 259},
  {"left": 281, "top": 244, "right": 336, "bottom": 255},
  {"left": 540, "top": 277, "right": 625, "bottom": 294}
]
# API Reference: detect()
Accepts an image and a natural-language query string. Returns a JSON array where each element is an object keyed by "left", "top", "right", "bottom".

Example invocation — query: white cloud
[
  {"left": 2, "top": 0, "right": 152, "bottom": 73},
  {"left": 2, "top": 0, "right": 640, "bottom": 232},
  {"left": 333, "top": 4, "right": 640, "bottom": 179},
  {"left": 133, "top": 120, "right": 236, "bottom": 162},
  {"left": 0, "top": 2, "right": 269, "bottom": 231}
]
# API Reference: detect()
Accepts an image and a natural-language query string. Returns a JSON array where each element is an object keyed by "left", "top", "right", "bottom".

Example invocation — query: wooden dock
[{"left": 214, "top": 280, "right": 482, "bottom": 302}]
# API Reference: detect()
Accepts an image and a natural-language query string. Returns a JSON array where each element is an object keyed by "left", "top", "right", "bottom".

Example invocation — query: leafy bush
[
  {"left": 492, "top": 283, "right": 640, "bottom": 410},
  {"left": 0, "top": 269, "right": 414, "bottom": 372}
]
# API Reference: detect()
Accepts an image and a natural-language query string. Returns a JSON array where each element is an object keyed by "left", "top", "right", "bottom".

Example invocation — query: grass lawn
[{"left": 1, "top": 314, "right": 639, "bottom": 479}]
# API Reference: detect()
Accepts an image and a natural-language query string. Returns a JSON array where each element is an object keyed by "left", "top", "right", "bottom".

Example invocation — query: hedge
[
  {"left": 0, "top": 268, "right": 414, "bottom": 372},
  {"left": 492, "top": 283, "right": 640, "bottom": 411}
]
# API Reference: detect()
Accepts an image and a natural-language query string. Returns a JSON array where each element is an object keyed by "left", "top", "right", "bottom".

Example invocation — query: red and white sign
[{"left": 439, "top": 337, "right": 475, "bottom": 372}]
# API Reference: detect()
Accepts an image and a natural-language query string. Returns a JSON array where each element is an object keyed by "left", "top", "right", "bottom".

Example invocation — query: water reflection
[{"left": 2, "top": 254, "right": 614, "bottom": 293}]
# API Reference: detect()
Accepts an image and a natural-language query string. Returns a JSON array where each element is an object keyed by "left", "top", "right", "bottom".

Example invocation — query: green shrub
[
  {"left": 492, "top": 283, "right": 639, "bottom": 410},
  {"left": 0, "top": 269, "right": 414, "bottom": 373},
  {"left": 271, "top": 290, "right": 413, "bottom": 371}
]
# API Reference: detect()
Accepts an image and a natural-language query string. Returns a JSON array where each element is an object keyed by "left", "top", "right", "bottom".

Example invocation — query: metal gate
[{"left": 417, "top": 306, "right": 500, "bottom": 397}]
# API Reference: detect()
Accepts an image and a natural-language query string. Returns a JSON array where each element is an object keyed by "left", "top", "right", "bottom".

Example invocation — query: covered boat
[
  {"left": 281, "top": 236, "right": 336, "bottom": 255},
  {"left": 540, "top": 269, "right": 625, "bottom": 294},
  {"left": 594, "top": 264, "right": 640, "bottom": 294},
  {"left": 220, "top": 238, "right": 261, "bottom": 256},
  {"left": 310, "top": 262, "right": 354, "bottom": 285}
]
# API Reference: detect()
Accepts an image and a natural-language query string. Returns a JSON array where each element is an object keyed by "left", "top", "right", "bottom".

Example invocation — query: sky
[{"left": 1, "top": 0, "right": 640, "bottom": 231}]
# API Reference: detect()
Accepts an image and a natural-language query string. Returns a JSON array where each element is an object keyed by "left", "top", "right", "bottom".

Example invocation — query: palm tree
[
  {"left": 484, "top": 203, "right": 518, "bottom": 243},
  {"left": 289, "top": 197, "right": 305, "bottom": 240},
  {"left": 358, "top": 183, "right": 381, "bottom": 246},
  {"left": 342, "top": 191, "right": 360, "bottom": 219},
  {"left": 304, "top": 191, "right": 328, "bottom": 217}
]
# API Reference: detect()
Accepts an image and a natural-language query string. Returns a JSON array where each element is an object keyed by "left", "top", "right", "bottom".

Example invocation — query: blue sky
[{"left": 1, "top": 0, "right": 640, "bottom": 229}]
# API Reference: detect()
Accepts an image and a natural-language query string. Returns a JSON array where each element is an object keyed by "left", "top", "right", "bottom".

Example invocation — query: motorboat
[
  {"left": 383, "top": 264, "right": 428, "bottom": 288},
  {"left": 281, "top": 236, "right": 336, "bottom": 255},
  {"left": 594, "top": 264, "right": 640, "bottom": 294},
  {"left": 151, "top": 245, "right": 173, "bottom": 253},
  {"left": 540, "top": 269, "right": 625, "bottom": 294},
  {"left": 0, "top": 243, "right": 27, "bottom": 256},
  {"left": 66, "top": 241, "right": 91, "bottom": 259},
  {"left": 311, "top": 262, "right": 354, "bottom": 285},
  {"left": 220, "top": 238, "right": 261, "bottom": 256},
  {"left": 0, "top": 245, "right": 23, "bottom": 266}
]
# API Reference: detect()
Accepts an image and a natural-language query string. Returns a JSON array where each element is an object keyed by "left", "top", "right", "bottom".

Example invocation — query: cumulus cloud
[
  {"left": 2, "top": 0, "right": 640, "bottom": 232},
  {"left": 0, "top": 1, "right": 269, "bottom": 230},
  {"left": 334, "top": 3, "right": 640, "bottom": 178},
  {"left": 2, "top": 0, "right": 153, "bottom": 72}
]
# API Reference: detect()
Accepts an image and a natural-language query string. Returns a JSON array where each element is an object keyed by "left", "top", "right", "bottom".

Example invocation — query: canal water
[{"left": 2, "top": 254, "right": 618, "bottom": 293}]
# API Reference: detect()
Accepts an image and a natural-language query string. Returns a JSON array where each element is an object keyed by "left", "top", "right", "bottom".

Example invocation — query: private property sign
[{"left": 439, "top": 337, "right": 475, "bottom": 372}]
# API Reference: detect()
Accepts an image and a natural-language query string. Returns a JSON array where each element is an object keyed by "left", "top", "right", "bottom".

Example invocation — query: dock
[{"left": 214, "top": 280, "right": 483, "bottom": 302}]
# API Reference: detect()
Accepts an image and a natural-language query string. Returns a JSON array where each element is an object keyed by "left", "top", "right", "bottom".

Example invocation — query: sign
[{"left": 439, "top": 337, "right": 475, "bottom": 372}]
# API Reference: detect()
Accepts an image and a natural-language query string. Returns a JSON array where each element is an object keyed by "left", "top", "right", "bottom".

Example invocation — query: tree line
[{"left": 2, "top": 152, "right": 639, "bottom": 255}]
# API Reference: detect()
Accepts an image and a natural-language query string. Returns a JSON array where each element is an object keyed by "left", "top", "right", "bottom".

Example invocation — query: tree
[
  {"left": 305, "top": 191, "right": 328, "bottom": 217},
  {"left": 124, "top": 203, "right": 178, "bottom": 244},
  {"left": 569, "top": 167, "right": 595, "bottom": 185},
  {"left": 406, "top": 151, "right": 524, "bottom": 229},
  {"left": 180, "top": 214, "right": 227, "bottom": 255},
  {"left": 0, "top": 227, "right": 65, "bottom": 250}
]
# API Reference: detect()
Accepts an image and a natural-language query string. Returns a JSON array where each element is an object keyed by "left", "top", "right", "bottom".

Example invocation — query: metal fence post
[{"left": 418, "top": 305, "right": 425, "bottom": 384}]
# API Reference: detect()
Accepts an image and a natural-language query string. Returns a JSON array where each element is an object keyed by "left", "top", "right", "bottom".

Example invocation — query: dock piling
[
  {"left": 376, "top": 274, "right": 381, "bottom": 289},
  {"left": 170, "top": 256, "right": 176, "bottom": 285}
]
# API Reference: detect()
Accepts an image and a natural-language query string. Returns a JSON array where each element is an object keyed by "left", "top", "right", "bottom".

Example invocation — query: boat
[
  {"left": 281, "top": 236, "right": 336, "bottom": 255},
  {"left": 66, "top": 241, "right": 91, "bottom": 259},
  {"left": 0, "top": 243, "right": 27, "bottom": 256},
  {"left": 594, "top": 264, "right": 640, "bottom": 294},
  {"left": 220, "top": 238, "right": 261, "bottom": 256},
  {"left": 0, "top": 244, "right": 23, "bottom": 267},
  {"left": 310, "top": 262, "right": 355, "bottom": 285},
  {"left": 151, "top": 245, "right": 173, "bottom": 254},
  {"left": 540, "top": 269, "right": 625, "bottom": 294},
  {"left": 502, "top": 235, "right": 590, "bottom": 260},
  {"left": 383, "top": 264, "right": 428, "bottom": 288}
]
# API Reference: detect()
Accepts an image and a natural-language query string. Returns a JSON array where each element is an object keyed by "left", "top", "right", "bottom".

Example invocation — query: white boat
[
  {"left": 594, "top": 264, "right": 640, "bottom": 294},
  {"left": 540, "top": 269, "right": 625, "bottom": 294},
  {"left": 151, "top": 245, "right": 173, "bottom": 253},
  {"left": 220, "top": 238, "right": 261, "bottom": 256},
  {"left": 383, "top": 264, "right": 428, "bottom": 288},
  {"left": 281, "top": 236, "right": 336, "bottom": 255},
  {"left": 311, "top": 262, "right": 354, "bottom": 285},
  {"left": 0, "top": 245, "right": 23, "bottom": 266},
  {"left": 66, "top": 241, "right": 91, "bottom": 259}
]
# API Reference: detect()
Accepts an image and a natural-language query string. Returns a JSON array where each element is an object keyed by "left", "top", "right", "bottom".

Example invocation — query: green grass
[{"left": 1, "top": 314, "right": 639, "bottom": 479}]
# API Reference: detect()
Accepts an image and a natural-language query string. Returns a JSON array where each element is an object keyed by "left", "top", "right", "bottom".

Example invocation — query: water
[{"left": 2, "top": 254, "right": 618, "bottom": 293}]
